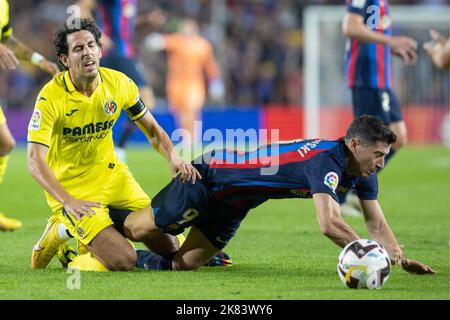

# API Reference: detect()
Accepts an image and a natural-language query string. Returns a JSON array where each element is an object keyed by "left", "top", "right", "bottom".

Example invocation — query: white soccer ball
[{"left": 337, "top": 239, "right": 391, "bottom": 289}]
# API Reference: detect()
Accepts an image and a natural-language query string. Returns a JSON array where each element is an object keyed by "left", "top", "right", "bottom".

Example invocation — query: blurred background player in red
[
  {"left": 0, "top": 0, "right": 58, "bottom": 231},
  {"left": 77, "top": 0, "right": 164, "bottom": 162},
  {"left": 341, "top": 0, "right": 418, "bottom": 217},
  {"left": 144, "top": 18, "right": 225, "bottom": 151}
]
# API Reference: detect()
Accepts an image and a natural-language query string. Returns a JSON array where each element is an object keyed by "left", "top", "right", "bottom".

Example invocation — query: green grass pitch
[{"left": 0, "top": 146, "right": 448, "bottom": 299}]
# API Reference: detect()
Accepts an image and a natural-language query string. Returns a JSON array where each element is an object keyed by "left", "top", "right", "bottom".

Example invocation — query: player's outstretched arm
[
  {"left": 2, "top": 34, "right": 59, "bottom": 75},
  {"left": 361, "top": 199, "right": 435, "bottom": 275},
  {"left": 27, "top": 143, "right": 101, "bottom": 220},
  {"left": 134, "top": 111, "right": 201, "bottom": 184},
  {"left": 312, "top": 193, "right": 360, "bottom": 248}
]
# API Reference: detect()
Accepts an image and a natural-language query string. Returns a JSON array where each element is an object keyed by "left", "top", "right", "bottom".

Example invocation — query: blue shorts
[
  {"left": 151, "top": 175, "right": 249, "bottom": 250},
  {"left": 352, "top": 87, "right": 402, "bottom": 124},
  {"left": 101, "top": 55, "right": 148, "bottom": 87}
]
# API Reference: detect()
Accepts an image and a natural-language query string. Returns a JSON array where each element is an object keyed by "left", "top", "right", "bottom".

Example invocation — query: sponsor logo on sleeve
[
  {"left": 324, "top": 171, "right": 339, "bottom": 193},
  {"left": 29, "top": 109, "right": 42, "bottom": 131}
]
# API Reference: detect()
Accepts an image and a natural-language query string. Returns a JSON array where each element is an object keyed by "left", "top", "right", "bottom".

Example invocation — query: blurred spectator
[
  {"left": 0, "top": 0, "right": 448, "bottom": 110},
  {"left": 145, "top": 18, "right": 224, "bottom": 143}
]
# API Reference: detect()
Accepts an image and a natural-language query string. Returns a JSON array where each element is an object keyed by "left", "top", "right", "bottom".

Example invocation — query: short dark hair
[
  {"left": 345, "top": 115, "right": 397, "bottom": 145},
  {"left": 53, "top": 18, "right": 102, "bottom": 70}
]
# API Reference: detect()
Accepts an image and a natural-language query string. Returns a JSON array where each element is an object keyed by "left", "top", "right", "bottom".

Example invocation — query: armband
[{"left": 126, "top": 99, "right": 148, "bottom": 121}]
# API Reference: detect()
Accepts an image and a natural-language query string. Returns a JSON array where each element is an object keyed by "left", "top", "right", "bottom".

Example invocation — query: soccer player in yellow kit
[
  {"left": 28, "top": 18, "right": 200, "bottom": 271},
  {"left": 0, "top": 0, "right": 59, "bottom": 231}
]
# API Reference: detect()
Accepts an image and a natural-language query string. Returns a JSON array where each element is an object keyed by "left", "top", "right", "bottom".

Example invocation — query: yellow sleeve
[
  {"left": 27, "top": 91, "right": 57, "bottom": 147},
  {"left": 122, "top": 77, "right": 147, "bottom": 121},
  {"left": 1, "top": 0, "right": 13, "bottom": 40}
]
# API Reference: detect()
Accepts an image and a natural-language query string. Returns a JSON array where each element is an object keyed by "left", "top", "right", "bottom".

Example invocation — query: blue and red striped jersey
[
  {"left": 345, "top": 0, "right": 392, "bottom": 89},
  {"left": 195, "top": 139, "right": 378, "bottom": 209},
  {"left": 96, "top": 0, "right": 137, "bottom": 58}
]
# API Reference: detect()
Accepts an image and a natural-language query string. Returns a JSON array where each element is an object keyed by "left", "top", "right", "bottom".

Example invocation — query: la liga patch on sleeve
[
  {"left": 324, "top": 171, "right": 339, "bottom": 193},
  {"left": 29, "top": 109, "right": 42, "bottom": 130}
]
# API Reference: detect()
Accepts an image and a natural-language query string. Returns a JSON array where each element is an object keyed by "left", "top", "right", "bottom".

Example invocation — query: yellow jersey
[
  {"left": 0, "top": 0, "right": 13, "bottom": 42},
  {"left": 28, "top": 67, "right": 146, "bottom": 194}
]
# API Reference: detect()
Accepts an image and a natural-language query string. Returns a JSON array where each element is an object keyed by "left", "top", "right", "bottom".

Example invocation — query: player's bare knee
[
  {"left": 125, "top": 224, "right": 152, "bottom": 242},
  {"left": 123, "top": 208, "right": 157, "bottom": 242}
]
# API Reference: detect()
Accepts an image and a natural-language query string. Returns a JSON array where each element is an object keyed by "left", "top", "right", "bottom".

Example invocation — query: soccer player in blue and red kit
[
  {"left": 341, "top": 0, "right": 418, "bottom": 216},
  {"left": 123, "top": 115, "right": 434, "bottom": 275}
]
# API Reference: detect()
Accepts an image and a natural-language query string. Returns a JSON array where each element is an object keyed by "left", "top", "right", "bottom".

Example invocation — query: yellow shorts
[
  {"left": 52, "top": 162, "right": 150, "bottom": 245},
  {"left": 0, "top": 105, "right": 6, "bottom": 125}
]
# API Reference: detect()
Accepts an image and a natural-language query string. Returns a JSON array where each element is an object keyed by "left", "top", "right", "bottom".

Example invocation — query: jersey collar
[{"left": 63, "top": 70, "right": 103, "bottom": 94}]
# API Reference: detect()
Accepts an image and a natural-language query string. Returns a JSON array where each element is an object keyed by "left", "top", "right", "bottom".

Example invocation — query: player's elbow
[
  {"left": 319, "top": 219, "right": 338, "bottom": 238},
  {"left": 365, "top": 218, "right": 385, "bottom": 235},
  {"left": 342, "top": 16, "right": 354, "bottom": 37},
  {"left": 342, "top": 15, "right": 362, "bottom": 38},
  {"left": 342, "top": 22, "right": 351, "bottom": 37},
  {"left": 0, "top": 137, "right": 15, "bottom": 156},
  {"left": 342, "top": 23, "right": 359, "bottom": 38}
]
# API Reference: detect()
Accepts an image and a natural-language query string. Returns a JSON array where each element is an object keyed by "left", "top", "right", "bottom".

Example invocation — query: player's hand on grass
[
  {"left": 169, "top": 154, "right": 202, "bottom": 184},
  {"left": 0, "top": 43, "right": 20, "bottom": 70},
  {"left": 38, "top": 59, "right": 60, "bottom": 76},
  {"left": 62, "top": 197, "right": 101, "bottom": 220},
  {"left": 389, "top": 36, "right": 418, "bottom": 65},
  {"left": 391, "top": 245, "right": 435, "bottom": 275},
  {"left": 399, "top": 258, "right": 436, "bottom": 275}
]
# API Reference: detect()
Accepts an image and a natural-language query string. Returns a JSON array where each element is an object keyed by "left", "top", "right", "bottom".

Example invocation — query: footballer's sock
[
  {"left": 135, "top": 250, "right": 174, "bottom": 270},
  {"left": 109, "top": 208, "right": 132, "bottom": 237},
  {"left": 176, "top": 234, "right": 186, "bottom": 247},
  {"left": 0, "top": 155, "right": 9, "bottom": 185},
  {"left": 68, "top": 253, "right": 109, "bottom": 272},
  {"left": 57, "top": 223, "right": 72, "bottom": 241}
]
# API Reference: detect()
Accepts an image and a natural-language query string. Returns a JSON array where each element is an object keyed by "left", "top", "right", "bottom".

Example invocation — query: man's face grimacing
[
  {"left": 352, "top": 139, "right": 391, "bottom": 177},
  {"left": 61, "top": 30, "right": 101, "bottom": 79}
]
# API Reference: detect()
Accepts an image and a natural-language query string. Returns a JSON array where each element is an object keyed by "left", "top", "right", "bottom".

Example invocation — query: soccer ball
[{"left": 337, "top": 239, "right": 391, "bottom": 289}]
